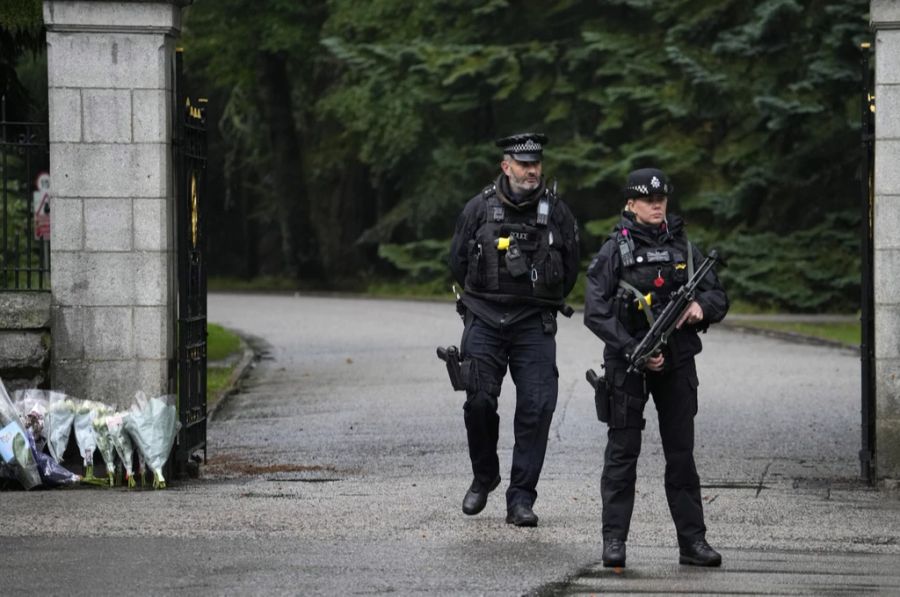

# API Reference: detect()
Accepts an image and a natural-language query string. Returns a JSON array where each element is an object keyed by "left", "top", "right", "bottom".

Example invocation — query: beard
[{"left": 508, "top": 171, "right": 540, "bottom": 194}]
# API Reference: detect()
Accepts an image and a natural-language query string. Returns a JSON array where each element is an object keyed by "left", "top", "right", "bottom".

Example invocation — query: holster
[
  {"left": 586, "top": 368, "right": 610, "bottom": 422},
  {"left": 436, "top": 345, "right": 469, "bottom": 391}
]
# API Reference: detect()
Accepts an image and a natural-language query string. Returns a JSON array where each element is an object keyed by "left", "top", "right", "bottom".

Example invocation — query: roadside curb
[
  {"left": 719, "top": 321, "right": 859, "bottom": 353},
  {"left": 207, "top": 336, "right": 257, "bottom": 421}
]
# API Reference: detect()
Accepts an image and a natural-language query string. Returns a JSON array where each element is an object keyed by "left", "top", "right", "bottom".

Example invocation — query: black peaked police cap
[
  {"left": 496, "top": 132, "right": 548, "bottom": 163},
  {"left": 623, "top": 167, "right": 673, "bottom": 199}
]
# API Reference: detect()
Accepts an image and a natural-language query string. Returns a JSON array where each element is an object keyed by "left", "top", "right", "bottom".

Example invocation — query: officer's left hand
[
  {"left": 645, "top": 353, "right": 665, "bottom": 371},
  {"left": 675, "top": 301, "right": 704, "bottom": 329}
]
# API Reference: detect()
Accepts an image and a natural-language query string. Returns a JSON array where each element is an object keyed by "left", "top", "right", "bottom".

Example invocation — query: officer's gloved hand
[
  {"left": 644, "top": 353, "right": 665, "bottom": 372},
  {"left": 675, "top": 300, "right": 704, "bottom": 329}
]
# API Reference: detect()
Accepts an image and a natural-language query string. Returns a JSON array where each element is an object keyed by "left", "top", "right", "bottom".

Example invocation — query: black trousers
[
  {"left": 601, "top": 360, "right": 706, "bottom": 547},
  {"left": 461, "top": 313, "right": 558, "bottom": 509}
]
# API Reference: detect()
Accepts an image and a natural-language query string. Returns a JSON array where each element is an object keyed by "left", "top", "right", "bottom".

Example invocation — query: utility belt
[
  {"left": 436, "top": 310, "right": 563, "bottom": 393},
  {"left": 586, "top": 367, "right": 647, "bottom": 430}
]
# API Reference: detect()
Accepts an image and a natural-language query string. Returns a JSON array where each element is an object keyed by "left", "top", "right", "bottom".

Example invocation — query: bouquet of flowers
[
  {"left": 0, "top": 422, "right": 41, "bottom": 489},
  {"left": 106, "top": 413, "right": 136, "bottom": 488},
  {"left": 123, "top": 392, "right": 179, "bottom": 489},
  {"left": 92, "top": 414, "right": 117, "bottom": 486},
  {"left": 30, "top": 431, "right": 80, "bottom": 486},
  {"left": 73, "top": 399, "right": 113, "bottom": 484},
  {"left": 45, "top": 393, "right": 77, "bottom": 463},
  {"left": 0, "top": 378, "right": 41, "bottom": 490},
  {"left": 12, "top": 390, "right": 49, "bottom": 453}
]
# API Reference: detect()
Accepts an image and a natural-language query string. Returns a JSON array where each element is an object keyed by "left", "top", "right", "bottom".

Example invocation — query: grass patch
[
  {"left": 736, "top": 320, "right": 860, "bottom": 346},
  {"left": 206, "top": 323, "right": 243, "bottom": 400},
  {"left": 207, "top": 366, "right": 234, "bottom": 397},
  {"left": 207, "top": 323, "right": 241, "bottom": 361},
  {"left": 728, "top": 299, "right": 782, "bottom": 315}
]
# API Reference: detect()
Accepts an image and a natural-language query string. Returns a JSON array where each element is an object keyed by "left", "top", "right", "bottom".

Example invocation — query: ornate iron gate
[
  {"left": 0, "top": 96, "right": 50, "bottom": 291},
  {"left": 174, "top": 50, "right": 208, "bottom": 473}
]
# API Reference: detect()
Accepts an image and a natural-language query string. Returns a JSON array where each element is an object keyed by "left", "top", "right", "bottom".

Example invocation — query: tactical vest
[
  {"left": 612, "top": 228, "right": 693, "bottom": 332},
  {"left": 463, "top": 184, "right": 565, "bottom": 302}
]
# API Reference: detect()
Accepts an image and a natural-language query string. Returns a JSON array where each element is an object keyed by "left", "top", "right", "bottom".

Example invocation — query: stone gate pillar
[
  {"left": 43, "top": 0, "right": 191, "bottom": 406},
  {"left": 872, "top": 0, "right": 900, "bottom": 479}
]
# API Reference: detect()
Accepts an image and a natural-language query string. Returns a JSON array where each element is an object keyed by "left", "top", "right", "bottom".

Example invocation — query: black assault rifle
[{"left": 623, "top": 249, "right": 723, "bottom": 374}]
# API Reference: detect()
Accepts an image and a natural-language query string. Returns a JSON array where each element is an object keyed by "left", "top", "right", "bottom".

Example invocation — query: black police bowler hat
[
  {"left": 623, "top": 167, "right": 673, "bottom": 199},
  {"left": 495, "top": 132, "right": 548, "bottom": 162}
]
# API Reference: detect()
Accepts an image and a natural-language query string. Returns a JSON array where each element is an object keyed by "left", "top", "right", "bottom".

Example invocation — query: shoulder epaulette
[{"left": 481, "top": 184, "right": 504, "bottom": 222}]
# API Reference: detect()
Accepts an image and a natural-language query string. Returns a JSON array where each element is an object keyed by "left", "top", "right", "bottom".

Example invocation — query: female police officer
[{"left": 583, "top": 168, "right": 728, "bottom": 568}]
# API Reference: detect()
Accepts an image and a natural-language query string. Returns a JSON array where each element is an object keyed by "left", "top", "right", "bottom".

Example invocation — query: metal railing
[{"left": 1, "top": 96, "right": 50, "bottom": 291}]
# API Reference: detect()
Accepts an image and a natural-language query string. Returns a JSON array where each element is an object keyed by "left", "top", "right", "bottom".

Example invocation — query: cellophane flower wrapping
[
  {"left": 12, "top": 390, "right": 49, "bottom": 453},
  {"left": 123, "top": 392, "right": 179, "bottom": 488},
  {"left": 0, "top": 377, "right": 20, "bottom": 427},
  {"left": 92, "top": 414, "right": 117, "bottom": 486},
  {"left": 106, "top": 413, "right": 135, "bottom": 487},
  {"left": 0, "top": 378, "right": 42, "bottom": 490},
  {"left": 45, "top": 393, "right": 77, "bottom": 463},
  {"left": 29, "top": 430, "right": 80, "bottom": 486},
  {"left": 73, "top": 400, "right": 112, "bottom": 471}
]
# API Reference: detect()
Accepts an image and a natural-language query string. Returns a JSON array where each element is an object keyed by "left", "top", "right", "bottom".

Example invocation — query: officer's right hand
[{"left": 645, "top": 353, "right": 665, "bottom": 372}]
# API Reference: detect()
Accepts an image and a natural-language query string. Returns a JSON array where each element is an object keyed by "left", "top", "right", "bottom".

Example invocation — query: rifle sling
[
  {"left": 687, "top": 241, "right": 694, "bottom": 280},
  {"left": 618, "top": 279, "right": 654, "bottom": 326}
]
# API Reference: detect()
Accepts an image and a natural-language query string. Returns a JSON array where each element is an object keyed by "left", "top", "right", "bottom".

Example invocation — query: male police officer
[
  {"left": 448, "top": 133, "right": 580, "bottom": 526},
  {"left": 583, "top": 168, "right": 728, "bottom": 566}
]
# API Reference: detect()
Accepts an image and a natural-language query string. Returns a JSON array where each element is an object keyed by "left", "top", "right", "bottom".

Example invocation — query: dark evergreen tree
[{"left": 179, "top": 0, "right": 870, "bottom": 310}]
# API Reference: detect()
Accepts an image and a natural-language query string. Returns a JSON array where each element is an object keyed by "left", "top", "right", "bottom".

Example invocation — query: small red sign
[{"left": 33, "top": 172, "right": 50, "bottom": 241}]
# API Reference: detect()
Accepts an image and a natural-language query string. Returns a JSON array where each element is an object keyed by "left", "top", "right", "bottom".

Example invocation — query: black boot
[
  {"left": 602, "top": 537, "right": 626, "bottom": 568},
  {"left": 679, "top": 538, "right": 722, "bottom": 567},
  {"left": 505, "top": 503, "right": 539, "bottom": 527},
  {"left": 462, "top": 476, "right": 500, "bottom": 515}
]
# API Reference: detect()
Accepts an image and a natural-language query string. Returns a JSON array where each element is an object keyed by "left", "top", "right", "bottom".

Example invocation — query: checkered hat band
[
  {"left": 508, "top": 140, "right": 542, "bottom": 152},
  {"left": 626, "top": 184, "right": 669, "bottom": 196}
]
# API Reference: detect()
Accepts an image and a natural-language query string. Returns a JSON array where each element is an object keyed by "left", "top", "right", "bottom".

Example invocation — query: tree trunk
[
  {"left": 234, "top": 166, "right": 259, "bottom": 279},
  {"left": 255, "top": 51, "right": 316, "bottom": 278},
  {"left": 310, "top": 161, "right": 374, "bottom": 283}
]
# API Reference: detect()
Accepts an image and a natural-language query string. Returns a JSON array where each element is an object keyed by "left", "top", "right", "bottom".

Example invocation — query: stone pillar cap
[
  {"left": 871, "top": 0, "right": 900, "bottom": 28},
  {"left": 44, "top": 0, "right": 193, "bottom": 34}
]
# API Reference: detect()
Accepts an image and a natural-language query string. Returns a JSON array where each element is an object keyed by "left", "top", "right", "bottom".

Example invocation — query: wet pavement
[{"left": 1, "top": 293, "right": 899, "bottom": 595}]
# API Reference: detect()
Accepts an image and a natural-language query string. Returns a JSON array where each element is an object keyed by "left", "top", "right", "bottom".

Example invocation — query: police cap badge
[
  {"left": 495, "top": 132, "right": 548, "bottom": 163},
  {"left": 623, "top": 167, "right": 673, "bottom": 199}
]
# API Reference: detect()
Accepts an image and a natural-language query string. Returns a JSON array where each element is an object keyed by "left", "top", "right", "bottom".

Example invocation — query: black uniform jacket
[
  {"left": 584, "top": 212, "right": 728, "bottom": 369},
  {"left": 449, "top": 175, "right": 580, "bottom": 328}
]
